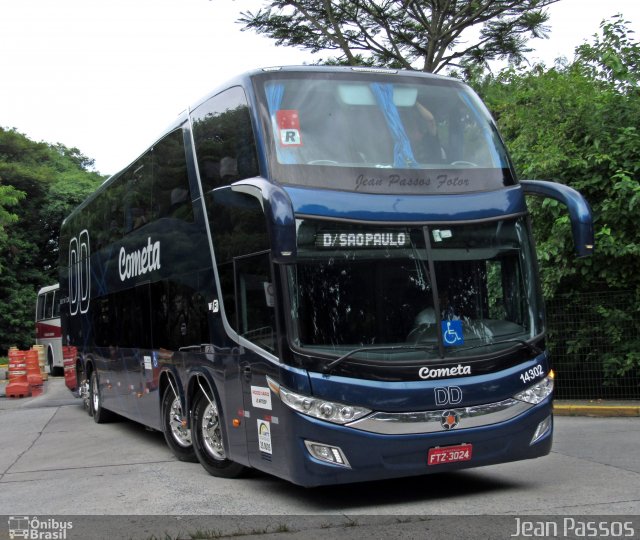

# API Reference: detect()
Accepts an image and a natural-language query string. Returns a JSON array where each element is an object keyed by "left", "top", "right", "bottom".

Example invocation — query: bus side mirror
[
  {"left": 521, "top": 180, "right": 594, "bottom": 258},
  {"left": 230, "top": 180, "right": 297, "bottom": 262}
]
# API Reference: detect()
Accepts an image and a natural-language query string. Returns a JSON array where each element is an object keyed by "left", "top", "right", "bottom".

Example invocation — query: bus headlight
[
  {"left": 513, "top": 375, "right": 554, "bottom": 404},
  {"left": 267, "top": 377, "right": 371, "bottom": 424}
]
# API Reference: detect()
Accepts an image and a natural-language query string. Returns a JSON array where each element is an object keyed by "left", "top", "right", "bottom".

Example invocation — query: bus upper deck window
[{"left": 261, "top": 75, "right": 514, "bottom": 192}]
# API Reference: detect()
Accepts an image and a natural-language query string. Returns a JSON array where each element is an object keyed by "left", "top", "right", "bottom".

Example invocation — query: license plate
[{"left": 428, "top": 443, "right": 472, "bottom": 465}]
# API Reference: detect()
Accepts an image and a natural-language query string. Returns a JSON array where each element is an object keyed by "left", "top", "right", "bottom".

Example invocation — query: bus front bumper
[{"left": 283, "top": 399, "right": 553, "bottom": 487}]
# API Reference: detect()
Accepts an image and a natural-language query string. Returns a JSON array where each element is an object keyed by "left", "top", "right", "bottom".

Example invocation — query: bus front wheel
[{"left": 192, "top": 388, "right": 245, "bottom": 478}]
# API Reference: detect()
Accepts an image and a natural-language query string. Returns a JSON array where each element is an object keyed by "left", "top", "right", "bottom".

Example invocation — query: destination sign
[{"left": 315, "top": 231, "right": 410, "bottom": 249}]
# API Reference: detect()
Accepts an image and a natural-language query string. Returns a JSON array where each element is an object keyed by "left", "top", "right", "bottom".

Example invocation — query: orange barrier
[
  {"left": 6, "top": 349, "right": 30, "bottom": 398},
  {"left": 63, "top": 346, "right": 78, "bottom": 391},
  {"left": 31, "top": 344, "right": 48, "bottom": 381},
  {"left": 26, "top": 349, "right": 43, "bottom": 396}
]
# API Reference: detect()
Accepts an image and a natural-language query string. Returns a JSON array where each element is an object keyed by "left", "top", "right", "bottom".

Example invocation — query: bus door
[{"left": 233, "top": 251, "right": 283, "bottom": 469}]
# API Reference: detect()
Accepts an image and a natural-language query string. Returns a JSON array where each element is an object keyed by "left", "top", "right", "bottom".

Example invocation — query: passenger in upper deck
[{"left": 404, "top": 100, "right": 447, "bottom": 164}]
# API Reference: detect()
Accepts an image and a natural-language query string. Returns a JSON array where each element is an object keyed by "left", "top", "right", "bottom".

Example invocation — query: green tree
[
  {"left": 0, "top": 127, "right": 105, "bottom": 352},
  {"left": 474, "top": 16, "right": 640, "bottom": 387},
  {"left": 239, "top": 0, "right": 559, "bottom": 72},
  {"left": 0, "top": 182, "right": 24, "bottom": 273}
]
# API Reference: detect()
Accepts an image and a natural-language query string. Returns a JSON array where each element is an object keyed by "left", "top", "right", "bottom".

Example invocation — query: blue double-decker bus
[{"left": 60, "top": 66, "right": 593, "bottom": 486}]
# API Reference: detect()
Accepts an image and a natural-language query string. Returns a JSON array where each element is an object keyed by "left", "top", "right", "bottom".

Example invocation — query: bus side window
[
  {"left": 123, "top": 154, "right": 153, "bottom": 233},
  {"left": 36, "top": 294, "right": 46, "bottom": 321},
  {"left": 149, "top": 280, "right": 209, "bottom": 352},
  {"left": 52, "top": 289, "right": 60, "bottom": 318},
  {"left": 191, "top": 86, "right": 259, "bottom": 193},
  {"left": 207, "top": 188, "right": 272, "bottom": 350},
  {"left": 152, "top": 130, "right": 193, "bottom": 222},
  {"left": 45, "top": 292, "right": 54, "bottom": 319},
  {"left": 235, "top": 252, "right": 276, "bottom": 353},
  {"left": 107, "top": 176, "right": 126, "bottom": 245}
]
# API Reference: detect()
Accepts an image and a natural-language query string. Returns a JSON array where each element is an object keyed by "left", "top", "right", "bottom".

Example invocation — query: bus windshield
[
  {"left": 286, "top": 217, "right": 543, "bottom": 362},
  {"left": 256, "top": 71, "right": 515, "bottom": 194}
]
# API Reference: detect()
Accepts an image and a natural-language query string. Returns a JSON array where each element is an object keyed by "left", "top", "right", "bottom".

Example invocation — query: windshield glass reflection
[
  {"left": 286, "top": 217, "right": 542, "bottom": 363},
  {"left": 256, "top": 72, "right": 515, "bottom": 194}
]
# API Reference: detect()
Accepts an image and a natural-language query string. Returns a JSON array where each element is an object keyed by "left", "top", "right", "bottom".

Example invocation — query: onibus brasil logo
[{"left": 8, "top": 516, "right": 73, "bottom": 539}]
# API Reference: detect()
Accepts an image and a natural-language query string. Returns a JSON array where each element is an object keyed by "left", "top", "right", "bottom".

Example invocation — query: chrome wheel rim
[
  {"left": 169, "top": 397, "right": 192, "bottom": 447},
  {"left": 201, "top": 400, "right": 226, "bottom": 460},
  {"left": 92, "top": 374, "right": 99, "bottom": 412}
]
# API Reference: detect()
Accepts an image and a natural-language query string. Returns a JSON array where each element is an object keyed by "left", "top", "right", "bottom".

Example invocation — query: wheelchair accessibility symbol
[{"left": 441, "top": 320, "right": 464, "bottom": 346}]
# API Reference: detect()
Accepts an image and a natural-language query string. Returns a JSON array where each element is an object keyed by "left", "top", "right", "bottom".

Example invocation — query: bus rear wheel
[
  {"left": 162, "top": 386, "right": 197, "bottom": 462},
  {"left": 192, "top": 388, "right": 245, "bottom": 478},
  {"left": 89, "top": 370, "right": 115, "bottom": 424}
]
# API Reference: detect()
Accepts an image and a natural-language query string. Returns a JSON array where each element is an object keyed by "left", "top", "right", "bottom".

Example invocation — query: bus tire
[
  {"left": 48, "top": 347, "right": 62, "bottom": 377},
  {"left": 192, "top": 387, "right": 245, "bottom": 478},
  {"left": 162, "top": 386, "right": 197, "bottom": 462},
  {"left": 48, "top": 348, "right": 54, "bottom": 376},
  {"left": 89, "top": 370, "right": 114, "bottom": 424}
]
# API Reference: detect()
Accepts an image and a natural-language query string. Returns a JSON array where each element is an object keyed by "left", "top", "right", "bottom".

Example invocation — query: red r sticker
[{"left": 276, "top": 110, "right": 303, "bottom": 146}]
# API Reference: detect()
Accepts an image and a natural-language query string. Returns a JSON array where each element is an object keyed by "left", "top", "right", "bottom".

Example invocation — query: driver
[{"left": 406, "top": 101, "right": 446, "bottom": 163}]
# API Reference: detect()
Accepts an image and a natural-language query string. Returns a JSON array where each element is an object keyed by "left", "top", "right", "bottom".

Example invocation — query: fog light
[
  {"left": 304, "top": 440, "right": 351, "bottom": 468},
  {"left": 531, "top": 415, "right": 552, "bottom": 444}
]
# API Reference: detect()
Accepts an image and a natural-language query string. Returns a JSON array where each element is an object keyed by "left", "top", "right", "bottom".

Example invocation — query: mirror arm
[
  {"left": 521, "top": 180, "right": 594, "bottom": 257},
  {"left": 232, "top": 178, "right": 297, "bottom": 262}
]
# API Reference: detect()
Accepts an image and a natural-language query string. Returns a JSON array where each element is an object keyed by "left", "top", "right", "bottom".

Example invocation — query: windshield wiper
[
  {"left": 323, "top": 344, "right": 438, "bottom": 374},
  {"left": 451, "top": 338, "right": 544, "bottom": 356}
]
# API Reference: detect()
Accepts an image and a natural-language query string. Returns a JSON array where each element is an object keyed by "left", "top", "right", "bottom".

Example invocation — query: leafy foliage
[
  {"left": 238, "top": 0, "right": 560, "bottom": 72},
  {"left": 0, "top": 183, "right": 25, "bottom": 273},
  {"left": 0, "top": 127, "right": 104, "bottom": 352},
  {"left": 472, "top": 16, "right": 640, "bottom": 386}
]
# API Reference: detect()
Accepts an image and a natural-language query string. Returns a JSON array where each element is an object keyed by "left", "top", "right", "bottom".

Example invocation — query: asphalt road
[{"left": 1, "top": 378, "right": 639, "bottom": 539}]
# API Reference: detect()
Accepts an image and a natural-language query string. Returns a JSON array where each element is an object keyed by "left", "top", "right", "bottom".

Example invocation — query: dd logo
[
  {"left": 69, "top": 229, "right": 91, "bottom": 315},
  {"left": 435, "top": 386, "right": 463, "bottom": 406}
]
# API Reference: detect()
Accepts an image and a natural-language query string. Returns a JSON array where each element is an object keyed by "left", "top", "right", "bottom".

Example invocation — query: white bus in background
[{"left": 35, "top": 283, "right": 63, "bottom": 375}]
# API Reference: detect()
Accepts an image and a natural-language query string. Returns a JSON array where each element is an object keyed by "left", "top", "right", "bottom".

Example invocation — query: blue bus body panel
[
  {"left": 306, "top": 354, "right": 549, "bottom": 411},
  {"left": 283, "top": 185, "right": 526, "bottom": 223}
]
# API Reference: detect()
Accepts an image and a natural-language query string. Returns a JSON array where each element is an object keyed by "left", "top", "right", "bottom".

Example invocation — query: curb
[{"left": 554, "top": 404, "right": 640, "bottom": 417}]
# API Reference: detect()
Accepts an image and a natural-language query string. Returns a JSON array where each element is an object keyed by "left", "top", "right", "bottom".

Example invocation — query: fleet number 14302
[{"left": 520, "top": 364, "right": 544, "bottom": 384}]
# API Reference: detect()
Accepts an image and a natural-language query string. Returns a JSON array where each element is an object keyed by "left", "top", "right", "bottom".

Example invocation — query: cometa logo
[
  {"left": 419, "top": 364, "right": 471, "bottom": 380},
  {"left": 119, "top": 237, "right": 161, "bottom": 281}
]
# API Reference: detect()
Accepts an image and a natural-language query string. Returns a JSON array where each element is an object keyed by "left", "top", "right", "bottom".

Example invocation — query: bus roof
[{"left": 37, "top": 283, "right": 59, "bottom": 295}]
